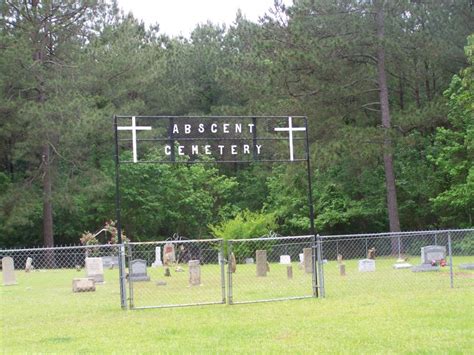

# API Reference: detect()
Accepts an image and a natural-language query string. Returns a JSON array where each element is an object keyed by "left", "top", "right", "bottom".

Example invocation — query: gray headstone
[
  {"left": 85, "top": 257, "right": 104, "bottom": 283},
  {"left": 245, "top": 258, "right": 254, "bottom": 264},
  {"left": 102, "top": 256, "right": 119, "bottom": 269},
  {"left": 459, "top": 263, "right": 474, "bottom": 270},
  {"left": 188, "top": 260, "right": 201, "bottom": 286},
  {"left": 129, "top": 259, "right": 150, "bottom": 282},
  {"left": 256, "top": 250, "right": 267, "bottom": 277},
  {"left": 25, "top": 257, "right": 33, "bottom": 272},
  {"left": 421, "top": 245, "right": 446, "bottom": 264},
  {"left": 72, "top": 278, "right": 96, "bottom": 292},
  {"left": 358, "top": 259, "right": 376, "bottom": 272},
  {"left": 287, "top": 265, "right": 293, "bottom": 279},
  {"left": 2, "top": 257, "right": 16, "bottom": 286},
  {"left": 339, "top": 264, "right": 346, "bottom": 276},
  {"left": 303, "top": 248, "right": 313, "bottom": 274},
  {"left": 152, "top": 246, "right": 163, "bottom": 267}
]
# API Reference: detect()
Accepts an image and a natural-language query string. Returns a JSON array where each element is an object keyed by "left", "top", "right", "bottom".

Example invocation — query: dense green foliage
[{"left": 0, "top": 1, "right": 473, "bottom": 247}]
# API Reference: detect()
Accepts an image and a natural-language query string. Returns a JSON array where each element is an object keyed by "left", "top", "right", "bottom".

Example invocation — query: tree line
[{"left": 0, "top": 0, "right": 472, "bottom": 247}]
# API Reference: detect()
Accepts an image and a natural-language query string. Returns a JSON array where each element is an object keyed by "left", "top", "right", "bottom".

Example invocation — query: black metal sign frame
[{"left": 113, "top": 115, "right": 318, "bottom": 307}]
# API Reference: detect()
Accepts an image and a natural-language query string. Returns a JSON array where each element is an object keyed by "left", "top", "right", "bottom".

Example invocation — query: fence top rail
[
  {"left": 318, "top": 228, "right": 474, "bottom": 240},
  {"left": 128, "top": 238, "right": 223, "bottom": 246},
  {"left": 229, "top": 235, "right": 314, "bottom": 243},
  {"left": 0, "top": 243, "right": 118, "bottom": 253}
]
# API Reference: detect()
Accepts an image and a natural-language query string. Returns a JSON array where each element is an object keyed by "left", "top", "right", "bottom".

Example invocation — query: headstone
[
  {"left": 339, "top": 264, "right": 346, "bottom": 276},
  {"left": 459, "top": 263, "right": 474, "bottom": 270},
  {"left": 129, "top": 259, "right": 150, "bottom": 282},
  {"left": 152, "top": 246, "right": 163, "bottom": 267},
  {"left": 163, "top": 243, "right": 176, "bottom": 265},
  {"left": 102, "top": 256, "right": 119, "bottom": 269},
  {"left": 279, "top": 255, "right": 291, "bottom": 265},
  {"left": 393, "top": 262, "right": 413, "bottom": 270},
  {"left": 412, "top": 264, "right": 440, "bottom": 272},
  {"left": 303, "top": 248, "right": 313, "bottom": 274},
  {"left": 72, "top": 278, "right": 95, "bottom": 292},
  {"left": 287, "top": 265, "right": 293, "bottom": 279},
  {"left": 256, "top": 250, "right": 267, "bottom": 277},
  {"left": 230, "top": 252, "right": 236, "bottom": 273},
  {"left": 25, "top": 257, "right": 33, "bottom": 272},
  {"left": 85, "top": 257, "right": 104, "bottom": 283},
  {"left": 337, "top": 254, "right": 343, "bottom": 264},
  {"left": 421, "top": 245, "right": 446, "bottom": 264},
  {"left": 299, "top": 253, "right": 304, "bottom": 263},
  {"left": 367, "top": 247, "right": 376, "bottom": 259},
  {"left": 188, "top": 260, "right": 201, "bottom": 286},
  {"left": 358, "top": 259, "right": 376, "bottom": 272},
  {"left": 2, "top": 257, "right": 16, "bottom": 286},
  {"left": 245, "top": 258, "right": 254, "bottom": 264},
  {"left": 164, "top": 267, "right": 171, "bottom": 277}
]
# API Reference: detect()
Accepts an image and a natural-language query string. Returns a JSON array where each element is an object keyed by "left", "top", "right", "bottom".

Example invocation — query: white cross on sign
[
  {"left": 274, "top": 116, "right": 306, "bottom": 161},
  {"left": 117, "top": 116, "right": 152, "bottom": 163}
]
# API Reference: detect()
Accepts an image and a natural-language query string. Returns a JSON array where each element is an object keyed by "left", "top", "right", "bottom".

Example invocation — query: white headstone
[
  {"left": 2, "top": 257, "right": 16, "bottom": 286},
  {"left": 299, "top": 253, "right": 304, "bottom": 263},
  {"left": 152, "top": 246, "right": 163, "bottom": 267},
  {"left": 245, "top": 258, "right": 254, "bottom": 264},
  {"left": 358, "top": 259, "right": 376, "bottom": 272},
  {"left": 279, "top": 255, "right": 291, "bottom": 264},
  {"left": 393, "top": 262, "right": 412, "bottom": 270},
  {"left": 85, "top": 257, "right": 104, "bottom": 283},
  {"left": 25, "top": 257, "right": 33, "bottom": 272}
]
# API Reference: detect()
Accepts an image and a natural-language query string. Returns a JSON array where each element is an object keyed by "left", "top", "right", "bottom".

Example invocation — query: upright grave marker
[
  {"left": 256, "top": 250, "right": 268, "bottom": 277},
  {"left": 85, "top": 257, "right": 104, "bottom": 283},
  {"left": 2, "top": 257, "right": 16, "bottom": 286}
]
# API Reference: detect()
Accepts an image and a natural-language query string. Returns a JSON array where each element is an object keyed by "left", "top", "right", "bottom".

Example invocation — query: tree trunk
[
  {"left": 375, "top": 1, "right": 401, "bottom": 245},
  {"left": 42, "top": 143, "right": 54, "bottom": 247}
]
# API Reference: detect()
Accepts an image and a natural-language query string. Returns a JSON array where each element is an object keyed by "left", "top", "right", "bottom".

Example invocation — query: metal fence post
[
  {"left": 127, "top": 243, "right": 134, "bottom": 309},
  {"left": 448, "top": 232, "right": 454, "bottom": 289},
  {"left": 119, "top": 243, "right": 128, "bottom": 310},
  {"left": 219, "top": 240, "right": 226, "bottom": 304},
  {"left": 317, "top": 235, "right": 325, "bottom": 298},
  {"left": 227, "top": 241, "right": 233, "bottom": 304}
]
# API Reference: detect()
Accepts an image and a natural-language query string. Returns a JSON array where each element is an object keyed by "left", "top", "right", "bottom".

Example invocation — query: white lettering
[
  {"left": 204, "top": 145, "right": 211, "bottom": 154},
  {"left": 235, "top": 124, "right": 242, "bottom": 133},
  {"left": 231, "top": 145, "right": 238, "bottom": 155},
  {"left": 184, "top": 124, "right": 191, "bottom": 134},
  {"left": 211, "top": 123, "right": 217, "bottom": 133},
  {"left": 223, "top": 123, "right": 230, "bottom": 133},
  {"left": 165, "top": 145, "right": 171, "bottom": 155},
  {"left": 173, "top": 124, "right": 179, "bottom": 134},
  {"left": 243, "top": 145, "right": 250, "bottom": 154},
  {"left": 178, "top": 146, "right": 185, "bottom": 155},
  {"left": 248, "top": 123, "right": 255, "bottom": 133},
  {"left": 218, "top": 145, "right": 225, "bottom": 155},
  {"left": 198, "top": 123, "right": 205, "bottom": 133},
  {"left": 191, "top": 145, "right": 199, "bottom": 155},
  {"left": 256, "top": 145, "right": 262, "bottom": 154}
]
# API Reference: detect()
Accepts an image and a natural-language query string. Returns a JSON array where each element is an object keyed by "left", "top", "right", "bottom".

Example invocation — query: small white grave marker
[
  {"left": 152, "top": 246, "right": 163, "bottom": 268},
  {"left": 358, "top": 259, "right": 376, "bottom": 272},
  {"left": 279, "top": 255, "right": 291, "bottom": 265},
  {"left": 85, "top": 257, "right": 104, "bottom": 283}
]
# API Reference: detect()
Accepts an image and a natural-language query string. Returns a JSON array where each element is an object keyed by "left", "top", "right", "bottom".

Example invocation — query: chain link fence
[
  {"left": 227, "top": 235, "right": 317, "bottom": 304},
  {"left": 126, "top": 239, "right": 225, "bottom": 309},
  {"left": 318, "top": 229, "right": 474, "bottom": 299},
  {"left": 0, "top": 244, "right": 124, "bottom": 300}
]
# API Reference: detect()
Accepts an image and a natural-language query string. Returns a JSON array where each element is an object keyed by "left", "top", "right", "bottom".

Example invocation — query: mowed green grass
[{"left": 1, "top": 257, "right": 473, "bottom": 353}]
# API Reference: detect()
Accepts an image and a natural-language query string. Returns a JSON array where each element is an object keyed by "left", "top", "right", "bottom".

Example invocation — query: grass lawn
[{"left": 1, "top": 257, "right": 473, "bottom": 353}]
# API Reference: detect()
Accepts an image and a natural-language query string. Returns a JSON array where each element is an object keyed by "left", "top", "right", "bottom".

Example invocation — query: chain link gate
[
  {"left": 126, "top": 239, "right": 225, "bottom": 309},
  {"left": 227, "top": 235, "right": 318, "bottom": 304}
]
